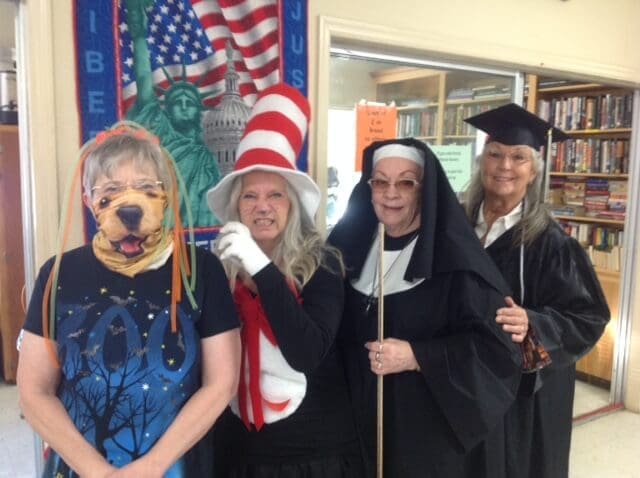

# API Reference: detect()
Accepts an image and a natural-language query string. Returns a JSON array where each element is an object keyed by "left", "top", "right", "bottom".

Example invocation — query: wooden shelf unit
[
  {"left": 528, "top": 74, "right": 632, "bottom": 385},
  {"left": 0, "top": 125, "right": 25, "bottom": 383},
  {"left": 550, "top": 172, "right": 628, "bottom": 179},
  {"left": 553, "top": 215, "right": 625, "bottom": 226},
  {"left": 373, "top": 67, "right": 512, "bottom": 145}
]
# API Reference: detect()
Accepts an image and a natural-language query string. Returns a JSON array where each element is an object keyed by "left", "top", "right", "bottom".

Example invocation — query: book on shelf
[
  {"left": 399, "top": 98, "right": 435, "bottom": 108},
  {"left": 608, "top": 183, "right": 628, "bottom": 213},
  {"left": 547, "top": 187, "right": 564, "bottom": 206},
  {"left": 595, "top": 210, "right": 626, "bottom": 221},
  {"left": 447, "top": 88, "right": 474, "bottom": 100},
  {"left": 563, "top": 178, "right": 586, "bottom": 206},
  {"left": 397, "top": 110, "right": 438, "bottom": 138},
  {"left": 537, "top": 79, "right": 584, "bottom": 88},
  {"left": 550, "top": 176, "right": 627, "bottom": 222},
  {"left": 560, "top": 220, "right": 593, "bottom": 247},
  {"left": 608, "top": 180, "right": 628, "bottom": 193},
  {"left": 547, "top": 138, "right": 629, "bottom": 173},
  {"left": 472, "top": 85, "right": 510, "bottom": 99},
  {"left": 551, "top": 205, "right": 585, "bottom": 217},
  {"left": 558, "top": 220, "right": 623, "bottom": 271},
  {"left": 587, "top": 245, "right": 622, "bottom": 272},
  {"left": 584, "top": 179, "right": 609, "bottom": 215},
  {"left": 537, "top": 93, "right": 633, "bottom": 131},
  {"left": 443, "top": 102, "right": 506, "bottom": 136},
  {"left": 559, "top": 222, "right": 623, "bottom": 248}
]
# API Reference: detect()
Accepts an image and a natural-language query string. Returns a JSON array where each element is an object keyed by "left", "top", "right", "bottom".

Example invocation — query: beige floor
[
  {"left": 0, "top": 382, "right": 34, "bottom": 477},
  {"left": 573, "top": 379, "right": 611, "bottom": 417},
  {"left": 1, "top": 380, "right": 639, "bottom": 477}
]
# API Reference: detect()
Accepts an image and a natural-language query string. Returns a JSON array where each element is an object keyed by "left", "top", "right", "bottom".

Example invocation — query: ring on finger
[
  {"left": 375, "top": 352, "right": 380, "bottom": 361},
  {"left": 376, "top": 361, "right": 382, "bottom": 369}
]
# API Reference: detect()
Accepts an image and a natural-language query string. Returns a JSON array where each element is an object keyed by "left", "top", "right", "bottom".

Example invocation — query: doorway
[{"left": 320, "top": 41, "right": 636, "bottom": 421}]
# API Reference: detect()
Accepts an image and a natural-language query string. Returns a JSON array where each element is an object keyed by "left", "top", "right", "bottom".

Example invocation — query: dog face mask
[{"left": 91, "top": 188, "right": 170, "bottom": 277}]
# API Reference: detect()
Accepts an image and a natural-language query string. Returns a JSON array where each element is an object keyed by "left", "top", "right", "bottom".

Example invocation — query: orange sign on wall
[{"left": 355, "top": 103, "right": 397, "bottom": 171}]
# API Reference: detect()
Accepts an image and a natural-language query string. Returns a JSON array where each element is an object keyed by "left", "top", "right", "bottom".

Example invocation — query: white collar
[
  {"left": 477, "top": 201, "right": 523, "bottom": 229},
  {"left": 145, "top": 241, "right": 174, "bottom": 271},
  {"left": 351, "top": 233, "right": 424, "bottom": 297},
  {"left": 476, "top": 201, "right": 523, "bottom": 248}
]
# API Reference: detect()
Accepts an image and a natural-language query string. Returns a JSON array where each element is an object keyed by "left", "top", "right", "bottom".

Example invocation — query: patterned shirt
[{"left": 23, "top": 245, "right": 238, "bottom": 477}]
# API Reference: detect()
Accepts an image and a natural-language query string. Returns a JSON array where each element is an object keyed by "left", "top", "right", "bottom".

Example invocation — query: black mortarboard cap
[{"left": 464, "top": 103, "right": 569, "bottom": 149}]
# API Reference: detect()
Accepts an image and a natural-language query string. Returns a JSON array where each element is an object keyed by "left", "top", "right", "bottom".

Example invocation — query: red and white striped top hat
[{"left": 207, "top": 83, "right": 320, "bottom": 223}]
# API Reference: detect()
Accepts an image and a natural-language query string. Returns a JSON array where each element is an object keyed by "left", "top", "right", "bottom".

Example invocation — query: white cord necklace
[
  {"left": 365, "top": 231, "right": 419, "bottom": 313},
  {"left": 519, "top": 197, "right": 526, "bottom": 304}
]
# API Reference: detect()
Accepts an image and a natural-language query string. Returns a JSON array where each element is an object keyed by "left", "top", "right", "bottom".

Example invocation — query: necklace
[{"left": 364, "top": 231, "right": 419, "bottom": 314}]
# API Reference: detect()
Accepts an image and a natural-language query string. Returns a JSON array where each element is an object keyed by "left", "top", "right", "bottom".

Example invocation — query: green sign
[{"left": 430, "top": 144, "right": 473, "bottom": 193}]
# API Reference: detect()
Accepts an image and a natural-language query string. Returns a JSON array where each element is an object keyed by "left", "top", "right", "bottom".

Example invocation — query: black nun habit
[{"left": 329, "top": 137, "right": 523, "bottom": 477}]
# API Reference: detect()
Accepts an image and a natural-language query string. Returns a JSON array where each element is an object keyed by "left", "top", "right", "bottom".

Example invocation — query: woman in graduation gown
[
  {"left": 329, "top": 137, "right": 523, "bottom": 477},
  {"left": 463, "top": 103, "right": 610, "bottom": 478}
]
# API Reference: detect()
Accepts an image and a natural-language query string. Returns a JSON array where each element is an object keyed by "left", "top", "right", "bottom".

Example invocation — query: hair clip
[{"left": 95, "top": 125, "right": 161, "bottom": 145}]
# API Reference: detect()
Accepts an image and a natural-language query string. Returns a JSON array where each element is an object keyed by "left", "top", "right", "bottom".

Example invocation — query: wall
[
  {"left": 308, "top": 0, "right": 640, "bottom": 85},
  {"left": 0, "top": 2, "right": 15, "bottom": 52},
  {"left": 20, "top": 0, "right": 640, "bottom": 410},
  {"left": 329, "top": 57, "right": 381, "bottom": 108}
]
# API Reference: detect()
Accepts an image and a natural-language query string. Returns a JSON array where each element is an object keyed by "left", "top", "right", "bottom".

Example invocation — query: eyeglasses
[
  {"left": 91, "top": 179, "right": 164, "bottom": 200},
  {"left": 485, "top": 149, "right": 532, "bottom": 164},
  {"left": 367, "top": 178, "right": 421, "bottom": 193}
]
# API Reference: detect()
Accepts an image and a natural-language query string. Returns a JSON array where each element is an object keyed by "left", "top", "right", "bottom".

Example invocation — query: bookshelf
[
  {"left": 528, "top": 74, "right": 633, "bottom": 385},
  {"left": 373, "top": 67, "right": 511, "bottom": 147},
  {"left": 0, "top": 125, "right": 24, "bottom": 382}
]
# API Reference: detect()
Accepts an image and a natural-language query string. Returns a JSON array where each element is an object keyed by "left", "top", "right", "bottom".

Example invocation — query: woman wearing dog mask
[
  {"left": 17, "top": 121, "right": 241, "bottom": 477},
  {"left": 207, "top": 84, "right": 364, "bottom": 477}
]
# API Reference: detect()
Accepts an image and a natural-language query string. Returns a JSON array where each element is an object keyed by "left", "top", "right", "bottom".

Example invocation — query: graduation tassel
[
  {"left": 377, "top": 222, "right": 385, "bottom": 478},
  {"left": 543, "top": 126, "right": 553, "bottom": 202}
]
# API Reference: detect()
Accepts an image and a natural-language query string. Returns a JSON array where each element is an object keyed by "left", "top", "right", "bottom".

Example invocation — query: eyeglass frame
[
  {"left": 90, "top": 179, "right": 164, "bottom": 200},
  {"left": 367, "top": 177, "right": 421, "bottom": 193},
  {"left": 483, "top": 144, "right": 534, "bottom": 165}
]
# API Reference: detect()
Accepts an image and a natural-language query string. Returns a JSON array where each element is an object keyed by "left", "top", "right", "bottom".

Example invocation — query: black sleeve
[
  {"left": 252, "top": 252, "right": 344, "bottom": 373},
  {"left": 196, "top": 249, "right": 240, "bottom": 338},
  {"left": 22, "top": 257, "right": 56, "bottom": 337},
  {"left": 527, "top": 236, "right": 610, "bottom": 370},
  {"left": 410, "top": 272, "right": 522, "bottom": 452}
]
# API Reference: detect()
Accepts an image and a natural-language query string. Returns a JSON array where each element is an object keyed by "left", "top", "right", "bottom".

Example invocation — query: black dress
[
  {"left": 470, "top": 221, "right": 610, "bottom": 478},
  {"left": 330, "top": 138, "right": 523, "bottom": 478},
  {"left": 213, "top": 255, "right": 364, "bottom": 478}
]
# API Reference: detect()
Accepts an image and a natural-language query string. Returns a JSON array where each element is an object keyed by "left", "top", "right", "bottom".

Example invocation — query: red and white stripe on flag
[{"left": 119, "top": 0, "right": 282, "bottom": 111}]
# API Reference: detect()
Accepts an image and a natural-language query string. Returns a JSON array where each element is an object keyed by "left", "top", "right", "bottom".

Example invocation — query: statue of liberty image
[{"left": 124, "top": 0, "right": 221, "bottom": 227}]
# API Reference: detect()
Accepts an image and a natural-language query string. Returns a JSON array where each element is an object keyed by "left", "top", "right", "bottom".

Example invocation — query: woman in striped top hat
[{"left": 207, "top": 83, "right": 364, "bottom": 477}]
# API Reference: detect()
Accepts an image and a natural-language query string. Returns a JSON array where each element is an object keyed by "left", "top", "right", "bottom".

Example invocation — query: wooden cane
[{"left": 377, "top": 222, "right": 385, "bottom": 478}]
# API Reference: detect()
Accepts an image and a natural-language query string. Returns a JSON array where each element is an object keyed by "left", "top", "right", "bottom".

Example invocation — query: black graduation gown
[
  {"left": 330, "top": 138, "right": 523, "bottom": 478},
  {"left": 470, "top": 222, "right": 610, "bottom": 478}
]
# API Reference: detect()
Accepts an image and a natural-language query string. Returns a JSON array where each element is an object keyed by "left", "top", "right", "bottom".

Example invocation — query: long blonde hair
[{"left": 220, "top": 175, "right": 343, "bottom": 290}]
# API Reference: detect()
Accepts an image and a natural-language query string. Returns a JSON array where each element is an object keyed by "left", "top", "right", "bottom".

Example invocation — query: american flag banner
[
  {"left": 74, "top": 0, "right": 308, "bottom": 240},
  {"left": 120, "top": 0, "right": 284, "bottom": 111}
]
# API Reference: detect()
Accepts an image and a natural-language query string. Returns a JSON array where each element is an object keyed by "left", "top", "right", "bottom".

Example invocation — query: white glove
[{"left": 216, "top": 221, "right": 271, "bottom": 276}]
